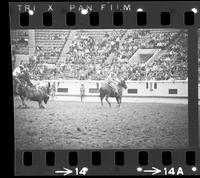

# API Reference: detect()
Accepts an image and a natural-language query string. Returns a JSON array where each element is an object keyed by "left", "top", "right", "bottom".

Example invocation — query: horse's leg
[
  {"left": 14, "top": 95, "right": 18, "bottom": 103},
  {"left": 105, "top": 96, "right": 111, "bottom": 108},
  {"left": 15, "top": 96, "right": 21, "bottom": 108},
  {"left": 38, "top": 101, "right": 45, "bottom": 109},
  {"left": 16, "top": 95, "right": 21, "bottom": 102},
  {"left": 116, "top": 97, "right": 120, "bottom": 107},
  {"left": 118, "top": 97, "right": 122, "bottom": 105},
  {"left": 21, "top": 96, "right": 28, "bottom": 108},
  {"left": 100, "top": 96, "right": 104, "bottom": 106},
  {"left": 15, "top": 95, "right": 21, "bottom": 108}
]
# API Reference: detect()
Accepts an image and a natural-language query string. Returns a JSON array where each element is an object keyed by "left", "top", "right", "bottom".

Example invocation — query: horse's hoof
[{"left": 40, "top": 105, "right": 45, "bottom": 109}]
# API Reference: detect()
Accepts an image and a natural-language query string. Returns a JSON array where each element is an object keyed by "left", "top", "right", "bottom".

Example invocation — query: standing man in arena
[
  {"left": 106, "top": 72, "right": 120, "bottom": 96},
  {"left": 51, "top": 82, "right": 56, "bottom": 100},
  {"left": 80, "top": 84, "right": 85, "bottom": 102}
]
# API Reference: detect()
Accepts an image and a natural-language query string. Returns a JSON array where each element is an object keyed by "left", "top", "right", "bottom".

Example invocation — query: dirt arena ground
[{"left": 14, "top": 100, "right": 188, "bottom": 150}]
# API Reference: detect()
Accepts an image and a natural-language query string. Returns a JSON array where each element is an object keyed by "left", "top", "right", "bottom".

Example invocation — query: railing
[
  {"left": 41, "top": 80, "right": 188, "bottom": 97},
  {"left": 34, "top": 79, "right": 200, "bottom": 103}
]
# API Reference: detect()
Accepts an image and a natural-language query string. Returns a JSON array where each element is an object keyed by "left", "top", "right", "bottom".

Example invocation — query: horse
[
  {"left": 13, "top": 76, "right": 50, "bottom": 109},
  {"left": 13, "top": 76, "right": 27, "bottom": 107},
  {"left": 22, "top": 86, "right": 50, "bottom": 108},
  {"left": 99, "top": 79, "right": 127, "bottom": 107}
]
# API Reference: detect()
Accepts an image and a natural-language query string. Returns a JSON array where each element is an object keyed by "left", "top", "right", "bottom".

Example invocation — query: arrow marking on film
[
  {"left": 55, "top": 167, "right": 73, "bottom": 176},
  {"left": 143, "top": 167, "right": 161, "bottom": 175}
]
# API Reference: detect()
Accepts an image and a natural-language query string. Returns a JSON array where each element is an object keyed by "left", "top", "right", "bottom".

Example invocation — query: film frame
[{"left": 8, "top": 0, "right": 200, "bottom": 176}]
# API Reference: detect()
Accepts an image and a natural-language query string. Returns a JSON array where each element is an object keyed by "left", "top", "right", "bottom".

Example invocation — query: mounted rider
[
  {"left": 106, "top": 72, "right": 120, "bottom": 96},
  {"left": 13, "top": 64, "right": 33, "bottom": 93},
  {"left": 13, "top": 65, "right": 24, "bottom": 93}
]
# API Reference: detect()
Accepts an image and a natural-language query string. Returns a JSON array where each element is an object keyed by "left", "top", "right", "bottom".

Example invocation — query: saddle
[{"left": 107, "top": 83, "right": 119, "bottom": 97}]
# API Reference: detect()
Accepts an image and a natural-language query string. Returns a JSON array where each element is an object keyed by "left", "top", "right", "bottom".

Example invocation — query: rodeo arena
[{"left": 11, "top": 29, "right": 199, "bottom": 150}]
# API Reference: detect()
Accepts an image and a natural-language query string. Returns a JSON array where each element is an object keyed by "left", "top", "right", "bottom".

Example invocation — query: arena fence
[{"left": 36, "top": 80, "right": 196, "bottom": 104}]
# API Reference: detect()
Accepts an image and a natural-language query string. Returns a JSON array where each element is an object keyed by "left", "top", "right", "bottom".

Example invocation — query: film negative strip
[{"left": 9, "top": 0, "right": 200, "bottom": 176}]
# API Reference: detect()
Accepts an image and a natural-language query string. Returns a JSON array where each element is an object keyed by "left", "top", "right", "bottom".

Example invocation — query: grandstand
[
  {"left": 129, "top": 49, "right": 161, "bottom": 65},
  {"left": 10, "top": 30, "right": 29, "bottom": 55},
  {"left": 11, "top": 29, "right": 188, "bottom": 81},
  {"left": 35, "top": 30, "right": 70, "bottom": 64}
]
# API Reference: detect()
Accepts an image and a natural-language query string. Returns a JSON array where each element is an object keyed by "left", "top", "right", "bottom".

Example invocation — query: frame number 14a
[
  {"left": 137, "top": 167, "right": 184, "bottom": 175},
  {"left": 164, "top": 167, "right": 184, "bottom": 175}
]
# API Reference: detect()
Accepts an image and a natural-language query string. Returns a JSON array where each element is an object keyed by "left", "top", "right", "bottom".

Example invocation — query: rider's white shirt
[
  {"left": 13, "top": 67, "right": 21, "bottom": 77},
  {"left": 106, "top": 76, "right": 119, "bottom": 85}
]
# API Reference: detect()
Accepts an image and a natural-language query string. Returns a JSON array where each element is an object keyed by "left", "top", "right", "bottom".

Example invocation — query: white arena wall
[{"left": 39, "top": 80, "right": 195, "bottom": 104}]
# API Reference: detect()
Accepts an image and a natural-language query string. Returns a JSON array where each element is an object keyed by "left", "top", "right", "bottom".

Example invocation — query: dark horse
[
  {"left": 13, "top": 77, "right": 28, "bottom": 107},
  {"left": 13, "top": 71, "right": 34, "bottom": 107},
  {"left": 13, "top": 73, "right": 50, "bottom": 108},
  {"left": 99, "top": 79, "right": 127, "bottom": 107}
]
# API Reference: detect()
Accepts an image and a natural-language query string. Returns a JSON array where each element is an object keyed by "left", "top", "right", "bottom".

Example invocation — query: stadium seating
[
  {"left": 10, "top": 30, "right": 29, "bottom": 55},
  {"left": 35, "top": 30, "right": 70, "bottom": 64},
  {"left": 11, "top": 29, "right": 189, "bottom": 81}
]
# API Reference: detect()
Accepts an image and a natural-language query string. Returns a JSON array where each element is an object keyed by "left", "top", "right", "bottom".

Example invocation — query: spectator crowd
[{"left": 11, "top": 29, "right": 188, "bottom": 81}]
